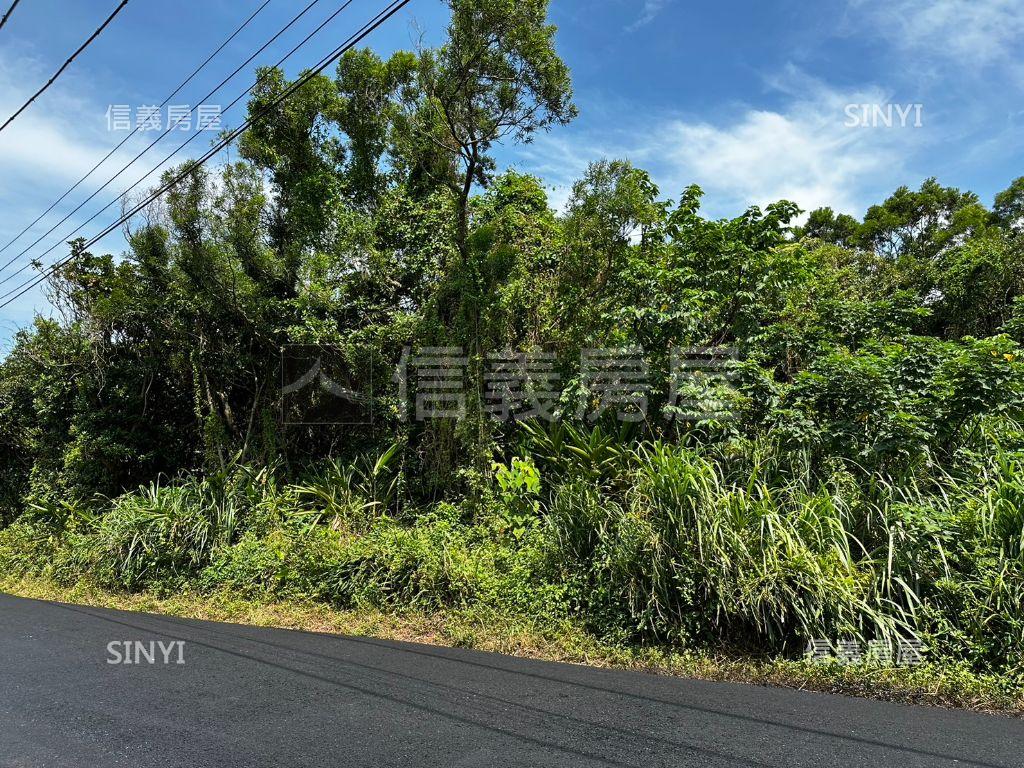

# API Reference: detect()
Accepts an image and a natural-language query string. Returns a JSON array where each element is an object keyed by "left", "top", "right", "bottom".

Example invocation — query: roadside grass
[
  {"left": 3, "top": 437, "right": 1022, "bottom": 717},
  {"left": 3, "top": 574, "right": 1020, "bottom": 717}
]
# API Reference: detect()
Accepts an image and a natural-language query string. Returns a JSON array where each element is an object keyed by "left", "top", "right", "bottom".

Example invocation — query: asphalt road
[{"left": 1, "top": 593, "right": 1020, "bottom": 767}]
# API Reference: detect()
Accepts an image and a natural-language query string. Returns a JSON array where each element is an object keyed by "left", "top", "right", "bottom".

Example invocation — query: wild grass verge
[{"left": 2, "top": 432, "right": 1022, "bottom": 715}]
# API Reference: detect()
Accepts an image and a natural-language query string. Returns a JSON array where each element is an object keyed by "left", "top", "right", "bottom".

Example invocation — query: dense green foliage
[{"left": 2, "top": 0, "right": 1024, "bottom": 682}]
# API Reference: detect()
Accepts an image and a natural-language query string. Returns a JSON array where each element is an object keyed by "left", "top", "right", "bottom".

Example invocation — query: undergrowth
[{"left": 2, "top": 426, "right": 1022, "bottom": 712}]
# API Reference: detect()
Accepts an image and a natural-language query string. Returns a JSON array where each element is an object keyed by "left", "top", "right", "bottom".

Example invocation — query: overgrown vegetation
[{"left": 2, "top": 0, "right": 1024, "bottom": 706}]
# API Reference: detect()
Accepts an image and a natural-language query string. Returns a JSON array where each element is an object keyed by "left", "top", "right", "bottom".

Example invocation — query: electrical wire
[
  {"left": 0, "top": 0, "right": 132, "bottom": 133},
  {"left": 0, "top": 0, "right": 335, "bottom": 285},
  {"left": 0, "top": 0, "right": 413, "bottom": 309},
  {"left": 0, "top": 0, "right": 272, "bottom": 261},
  {"left": 0, "top": 0, "right": 23, "bottom": 32}
]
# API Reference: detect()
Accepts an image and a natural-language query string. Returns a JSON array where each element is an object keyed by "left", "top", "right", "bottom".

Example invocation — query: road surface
[{"left": 0, "top": 592, "right": 1019, "bottom": 767}]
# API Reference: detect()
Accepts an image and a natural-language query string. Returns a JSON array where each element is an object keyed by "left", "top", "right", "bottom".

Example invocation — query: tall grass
[
  {"left": 2, "top": 430, "right": 1021, "bottom": 676},
  {"left": 544, "top": 442, "right": 900, "bottom": 649}
]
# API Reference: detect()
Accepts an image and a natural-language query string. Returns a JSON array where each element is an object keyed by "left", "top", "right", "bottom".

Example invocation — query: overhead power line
[
  {"left": 0, "top": 0, "right": 272, "bottom": 262},
  {"left": 0, "top": 0, "right": 413, "bottom": 310},
  {"left": 0, "top": 0, "right": 22, "bottom": 32},
  {"left": 0, "top": 0, "right": 132, "bottom": 134},
  {"left": 0, "top": 0, "right": 334, "bottom": 285}
]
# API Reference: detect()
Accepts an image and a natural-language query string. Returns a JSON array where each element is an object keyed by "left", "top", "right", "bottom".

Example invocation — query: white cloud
[
  {"left": 0, "top": 48, "right": 180, "bottom": 339},
  {"left": 0, "top": 51, "right": 117, "bottom": 188},
  {"left": 659, "top": 84, "right": 914, "bottom": 216},
  {"left": 626, "top": 0, "right": 671, "bottom": 32},
  {"left": 850, "top": 0, "right": 1024, "bottom": 70},
  {"left": 0, "top": 47, "right": 203, "bottom": 206},
  {"left": 0, "top": 46, "right": 206, "bottom": 249},
  {"left": 515, "top": 72, "right": 927, "bottom": 219}
]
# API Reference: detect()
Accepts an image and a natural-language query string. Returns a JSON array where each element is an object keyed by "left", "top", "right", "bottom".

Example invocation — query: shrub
[
  {"left": 200, "top": 502, "right": 562, "bottom": 618},
  {"left": 0, "top": 521, "right": 59, "bottom": 579},
  {"left": 4, "top": 437, "right": 1022, "bottom": 682},
  {"left": 544, "top": 443, "right": 898, "bottom": 649},
  {"left": 73, "top": 484, "right": 215, "bottom": 590}
]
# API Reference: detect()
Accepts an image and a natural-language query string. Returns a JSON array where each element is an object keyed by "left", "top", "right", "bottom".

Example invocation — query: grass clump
[{"left": 2, "top": 432, "right": 1023, "bottom": 713}]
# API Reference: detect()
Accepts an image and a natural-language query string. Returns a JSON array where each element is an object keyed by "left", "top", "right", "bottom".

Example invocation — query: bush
[
  {"left": 74, "top": 485, "right": 216, "bottom": 590},
  {"left": 543, "top": 443, "right": 897, "bottom": 649},
  {"left": 0, "top": 521, "right": 59, "bottom": 579},
  {"left": 199, "top": 502, "right": 562, "bottom": 618},
  {"left": 2, "top": 436, "right": 1021, "bottom": 684}
]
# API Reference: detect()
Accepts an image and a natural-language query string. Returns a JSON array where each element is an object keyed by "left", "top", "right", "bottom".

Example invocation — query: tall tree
[
  {"left": 994, "top": 176, "right": 1024, "bottom": 234},
  {"left": 414, "top": 0, "right": 577, "bottom": 263}
]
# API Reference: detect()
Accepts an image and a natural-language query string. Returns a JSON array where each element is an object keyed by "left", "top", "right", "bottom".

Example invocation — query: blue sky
[{"left": 1, "top": 0, "right": 1023, "bottom": 348}]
